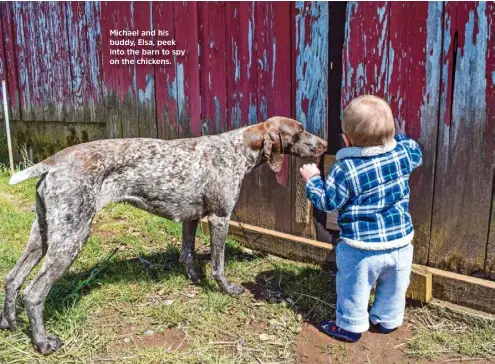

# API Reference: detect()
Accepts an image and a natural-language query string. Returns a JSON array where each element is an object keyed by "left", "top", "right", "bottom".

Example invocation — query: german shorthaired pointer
[{"left": 2, "top": 116, "right": 327, "bottom": 354}]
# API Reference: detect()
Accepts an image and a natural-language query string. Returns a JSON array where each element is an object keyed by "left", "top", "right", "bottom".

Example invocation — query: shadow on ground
[
  {"left": 243, "top": 264, "right": 338, "bottom": 326},
  {"left": 28, "top": 243, "right": 259, "bottom": 317}
]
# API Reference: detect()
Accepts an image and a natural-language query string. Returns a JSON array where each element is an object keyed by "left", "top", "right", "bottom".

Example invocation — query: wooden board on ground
[
  {"left": 201, "top": 219, "right": 335, "bottom": 266},
  {"left": 217, "top": 219, "right": 432, "bottom": 303},
  {"left": 202, "top": 218, "right": 495, "bottom": 311}
]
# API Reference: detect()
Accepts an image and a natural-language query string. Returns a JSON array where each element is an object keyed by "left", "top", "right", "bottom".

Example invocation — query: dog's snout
[{"left": 320, "top": 139, "right": 328, "bottom": 149}]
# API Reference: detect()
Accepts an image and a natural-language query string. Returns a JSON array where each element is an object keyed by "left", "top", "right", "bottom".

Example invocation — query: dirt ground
[
  {"left": 295, "top": 322, "right": 413, "bottom": 364},
  {"left": 294, "top": 320, "right": 495, "bottom": 364}
]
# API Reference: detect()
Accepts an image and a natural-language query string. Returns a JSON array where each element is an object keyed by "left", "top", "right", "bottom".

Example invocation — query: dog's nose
[{"left": 320, "top": 139, "right": 328, "bottom": 149}]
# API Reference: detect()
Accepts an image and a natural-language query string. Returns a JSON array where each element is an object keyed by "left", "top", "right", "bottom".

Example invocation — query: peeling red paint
[
  {"left": 387, "top": 2, "right": 429, "bottom": 140},
  {"left": 198, "top": 2, "right": 228, "bottom": 135},
  {"left": 174, "top": 2, "right": 201, "bottom": 138},
  {"left": 0, "top": 3, "right": 20, "bottom": 120},
  {"left": 342, "top": 1, "right": 391, "bottom": 109},
  {"left": 153, "top": 1, "right": 178, "bottom": 140}
]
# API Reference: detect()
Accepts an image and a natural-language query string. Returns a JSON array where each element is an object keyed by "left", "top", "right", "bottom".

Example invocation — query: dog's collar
[{"left": 336, "top": 140, "right": 397, "bottom": 161}]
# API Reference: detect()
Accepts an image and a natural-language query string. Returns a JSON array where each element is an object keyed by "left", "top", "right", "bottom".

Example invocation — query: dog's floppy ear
[{"left": 263, "top": 127, "right": 284, "bottom": 173}]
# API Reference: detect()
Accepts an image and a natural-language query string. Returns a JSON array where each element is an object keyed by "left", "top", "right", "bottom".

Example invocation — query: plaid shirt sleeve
[
  {"left": 395, "top": 133, "right": 423, "bottom": 170},
  {"left": 305, "top": 163, "right": 350, "bottom": 212}
]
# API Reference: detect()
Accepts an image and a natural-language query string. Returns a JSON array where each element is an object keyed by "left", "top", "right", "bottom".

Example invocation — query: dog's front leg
[
  {"left": 208, "top": 214, "right": 245, "bottom": 296},
  {"left": 179, "top": 220, "right": 203, "bottom": 283}
]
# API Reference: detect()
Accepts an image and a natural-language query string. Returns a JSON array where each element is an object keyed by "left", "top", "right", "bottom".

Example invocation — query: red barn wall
[{"left": 0, "top": 1, "right": 494, "bottom": 278}]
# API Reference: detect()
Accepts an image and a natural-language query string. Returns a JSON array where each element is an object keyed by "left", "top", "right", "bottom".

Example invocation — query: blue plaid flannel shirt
[{"left": 305, "top": 133, "right": 423, "bottom": 244}]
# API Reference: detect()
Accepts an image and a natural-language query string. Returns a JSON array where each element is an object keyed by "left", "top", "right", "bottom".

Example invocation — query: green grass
[{"left": 0, "top": 165, "right": 494, "bottom": 363}]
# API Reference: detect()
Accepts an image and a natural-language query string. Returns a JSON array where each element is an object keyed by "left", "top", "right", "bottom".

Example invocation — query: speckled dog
[{"left": 2, "top": 116, "right": 327, "bottom": 354}]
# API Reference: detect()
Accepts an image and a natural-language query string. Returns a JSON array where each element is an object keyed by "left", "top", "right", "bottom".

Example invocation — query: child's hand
[
  {"left": 395, "top": 118, "right": 406, "bottom": 135},
  {"left": 299, "top": 163, "right": 321, "bottom": 183}
]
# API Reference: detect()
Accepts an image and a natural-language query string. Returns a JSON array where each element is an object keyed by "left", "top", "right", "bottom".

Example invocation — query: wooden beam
[
  {"left": 428, "top": 266, "right": 495, "bottom": 314},
  {"left": 201, "top": 219, "right": 437, "bottom": 303},
  {"left": 408, "top": 265, "right": 432, "bottom": 302},
  {"left": 201, "top": 219, "right": 495, "bottom": 310},
  {"left": 201, "top": 219, "right": 335, "bottom": 265}
]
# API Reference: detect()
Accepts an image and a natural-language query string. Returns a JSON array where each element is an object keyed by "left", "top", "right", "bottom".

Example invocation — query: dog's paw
[
  {"left": 224, "top": 284, "right": 245, "bottom": 296},
  {"left": 185, "top": 266, "right": 204, "bottom": 284},
  {"left": 35, "top": 335, "right": 63, "bottom": 355},
  {"left": 0, "top": 313, "right": 18, "bottom": 330}
]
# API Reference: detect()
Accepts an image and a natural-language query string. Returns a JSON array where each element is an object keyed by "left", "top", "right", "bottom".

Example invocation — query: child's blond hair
[{"left": 342, "top": 95, "right": 395, "bottom": 147}]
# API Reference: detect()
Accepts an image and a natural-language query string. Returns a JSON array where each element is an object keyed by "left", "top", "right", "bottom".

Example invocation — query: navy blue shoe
[
  {"left": 375, "top": 323, "right": 397, "bottom": 334},
  {"left": 319, "top": 321, "right": 361, "bottom": 342}
]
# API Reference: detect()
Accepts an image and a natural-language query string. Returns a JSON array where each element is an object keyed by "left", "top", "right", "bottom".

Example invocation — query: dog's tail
[{"left": 9, "top": 163, "right": 51, "bottom": 185}]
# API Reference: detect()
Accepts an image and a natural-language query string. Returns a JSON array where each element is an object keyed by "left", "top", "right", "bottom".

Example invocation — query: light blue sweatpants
[{"left": 335, "top": 241, "right": 414, "bottom": 333}]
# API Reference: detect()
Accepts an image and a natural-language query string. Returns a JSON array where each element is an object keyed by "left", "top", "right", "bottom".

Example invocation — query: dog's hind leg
[
  {"left": 0, "top": 220, "right": 45, "bottom": 329},
  {"left": 208, "top": 214, "right": 245, "bottom": 296},
  {"left": 22, "top": 197, "right": 94, "bottom": 355},
  {"left": 22, "top": 227, "right": 91, "bottom": 355},
  {"left": 179, "top": 219, "right": 202, "bottom": 283}
]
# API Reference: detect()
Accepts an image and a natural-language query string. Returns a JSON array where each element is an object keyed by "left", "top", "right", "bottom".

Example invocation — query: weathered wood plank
[
  {"left": 341, "top": 1, "right": 391, "bottom": 108},
  {"left": 0, "top": 8, "right": 7, "bottom": 121},
  {"left": 133, "top": 1, "right": 157, "bottom": 139},
  {"left": 99, "top": 1, "right": 121, "bottom": 138},
  {"left": 226, "top": 2, "right": 260, "bottom": 227},
  {"left": 484, "top": 1, "right": 495, "bottom": 277},
  {"left": 203, "top": 219, "right": 437, "bottom": 304},
  {"left": 198, "top": 2, "right": 228, "bottom": 135},
  {"left": 292, "top": 1, "right": 329, "bottom": 238},
  {"left": 85, "top": 2, "right": 106, "bottom": 125},
  {"left": 152, "top": 1, "right": 178, "bottom": 140},
  {"left": 114, "top": 2, "right": 139, "bottom": 138},
  {"left": 256, "top": 2, "right": 293, "bottom": 234},
  {"left": 429, "top": 265, "right": 495, "bottom": 314},
  {"left": 430, "top": 2, "right": 493, "bottom": 274},
  {"left": 12, "top": 3, "right": 48, "bottom": 121},
  {"left": 174, "top": 2, "right": 201, "bottom": 138},
  {"left": 0, "top": 2, "right": 20, "bottom": 121},
  {"left": 25, "top": 2, "right": 72, "bottom": 122},
  {"left": 201, "top": 219, "right": 336, "bottom": 266},
  {"left": 66, "top": 2, "right": 103, "bottom": 123},
  {"left": 407, "top": 265, "right": 433, "bottom": 303},
  {"left": 387, "top": 2, "right": 444, "bottom": 265},
  {"left": 485, "top": 2, "right": 495, "bottom": 280}
]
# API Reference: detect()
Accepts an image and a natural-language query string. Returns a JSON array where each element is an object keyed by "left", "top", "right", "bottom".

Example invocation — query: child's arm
[
  {"left": 394, "top": 119, "right": 423, "bottom": 170},
  {"left": 300, "top": 163, "right": 350, "bottom": 212}
]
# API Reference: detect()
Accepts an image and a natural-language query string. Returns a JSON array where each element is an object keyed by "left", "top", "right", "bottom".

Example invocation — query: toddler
[{"left": 300, "top": 95, "right": 422, "bottom": 342}]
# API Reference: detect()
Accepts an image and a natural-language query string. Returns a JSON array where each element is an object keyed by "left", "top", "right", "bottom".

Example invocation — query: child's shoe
[
  {"left": 375, "top": 323, "right": 397, "bottom": 334},
  {"left": 319, "top": 320, "right": 361, "bottom": 342}
]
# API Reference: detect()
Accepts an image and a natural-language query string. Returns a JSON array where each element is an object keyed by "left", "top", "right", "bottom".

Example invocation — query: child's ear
[{"left": 342, "top": 134, "right": 351, "bottom": 147}]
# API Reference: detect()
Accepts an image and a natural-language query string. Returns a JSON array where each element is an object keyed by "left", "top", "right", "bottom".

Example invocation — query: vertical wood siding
[{"left": 0, "top": 1, "right": 493, "bottom": 277}]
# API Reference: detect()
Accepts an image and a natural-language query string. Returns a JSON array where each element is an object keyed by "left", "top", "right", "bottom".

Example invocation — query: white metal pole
[{"left": 2, "top": 80, "right": 14, "bottom": 174}]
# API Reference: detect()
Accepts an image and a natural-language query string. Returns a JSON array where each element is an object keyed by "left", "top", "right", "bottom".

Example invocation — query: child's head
[{"left": 342, "top": 95, "right": 394, "bottom": 147}]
